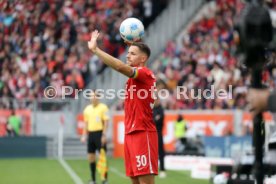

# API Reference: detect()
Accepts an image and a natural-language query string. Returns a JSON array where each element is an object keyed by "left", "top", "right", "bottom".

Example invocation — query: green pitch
[
  {"left": 0, "top": 158, "right": 208, "bottom": 184},
  {"left": 0, "top": 159, "right": 74, "bottom": 184}
]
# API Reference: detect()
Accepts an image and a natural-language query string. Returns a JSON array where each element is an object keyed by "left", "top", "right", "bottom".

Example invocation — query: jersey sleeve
[
  {"left": 132, "top": 67, "right": 153, "bottom": 82},
  {"left": 83, "top": 107, "right": 89, "bottom": 122}
]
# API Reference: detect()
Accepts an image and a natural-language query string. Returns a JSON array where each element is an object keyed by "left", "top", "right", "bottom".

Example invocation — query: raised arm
[
  {"left": 88, "top": 30, "right": 134, "bottom": 77},
  {"left": 80, "top": 114, "right": 88, "bottom": 143}
]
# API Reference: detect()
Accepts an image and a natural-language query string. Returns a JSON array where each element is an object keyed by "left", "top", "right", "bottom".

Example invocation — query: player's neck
[
  {"left": 92, "top": 102, "right": 99, "bottom": 107},
  {"left": 136, "top": 63, "right": 145, "bottom": 67}
]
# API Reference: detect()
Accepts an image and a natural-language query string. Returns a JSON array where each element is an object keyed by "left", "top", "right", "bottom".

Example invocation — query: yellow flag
[{"left": 97, "top": 148, "right": 108, "bottom": 180}]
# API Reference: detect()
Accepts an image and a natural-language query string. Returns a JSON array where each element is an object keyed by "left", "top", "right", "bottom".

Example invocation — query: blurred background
[{"left": 0, "top": 0, "right": 276, "bottom": 184}]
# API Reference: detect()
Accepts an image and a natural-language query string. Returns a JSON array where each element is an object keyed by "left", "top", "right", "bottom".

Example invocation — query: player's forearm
[
  {"left": 102, "top": 120, "right": 108, "bottom": 136},
  {"left": 94, "top": 47, "right": 133, "bottom": 77},
  {"left": 83, "top": 129, "right": 88, "bottom": 136},
  {"left": 82, "top": 123, "right": 88, "bottom": 136}
]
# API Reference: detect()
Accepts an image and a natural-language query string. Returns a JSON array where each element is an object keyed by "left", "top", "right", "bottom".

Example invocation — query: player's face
[
  {"left": 126, "top": 46, "right": 146, "bottom": 67},
  {"left": 90, "top": 92, "right": 99, "bottom": 106}
]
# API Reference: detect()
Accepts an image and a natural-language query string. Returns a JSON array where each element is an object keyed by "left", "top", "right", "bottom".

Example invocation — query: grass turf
[
  {"left": 67, "top": 158, "right": 209, "bottom": 184},
  {"left": 0, "top": 158, "right": 209, "bottom": 184},
  {"left": 0, "top": 158, "right": 74, "bottom": 184}
]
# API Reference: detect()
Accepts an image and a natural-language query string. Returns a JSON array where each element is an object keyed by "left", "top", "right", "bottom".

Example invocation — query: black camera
[
  {"left": 235, "top": 1, "right": 273, "bottom": 68},
  {"left": 228, "top": 1, "right": 275, "bottom": 184}
]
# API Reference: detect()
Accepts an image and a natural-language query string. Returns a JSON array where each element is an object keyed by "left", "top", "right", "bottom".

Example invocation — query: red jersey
[{"left": 124, "top": 67, "right": 156, "bottom": 134}]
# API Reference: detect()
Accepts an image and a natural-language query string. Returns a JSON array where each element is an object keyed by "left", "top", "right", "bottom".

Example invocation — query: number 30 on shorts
[{"left": 136, "top": 155, "right": 147, "bottom": 168}]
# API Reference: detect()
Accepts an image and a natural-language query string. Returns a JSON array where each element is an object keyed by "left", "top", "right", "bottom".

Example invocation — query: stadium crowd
[
  {"left": 149, "top": 0, "right": 276, "bottom": 110},
  {"left": 0, "top": 0, "right": 275, "bottom": 111},
  {"left": 0, "top": 0, "right": 168, "bottom": 109},
  {"left": 112, "top": 0, "right": 276, "bottom": 111}
]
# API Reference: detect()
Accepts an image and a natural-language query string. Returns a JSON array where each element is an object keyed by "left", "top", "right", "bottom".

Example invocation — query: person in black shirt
[{"left": 153, "top": 98, "right": 166, "bottom": 178}]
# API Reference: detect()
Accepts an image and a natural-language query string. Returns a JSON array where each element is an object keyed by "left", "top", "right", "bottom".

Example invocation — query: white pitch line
[
  {"left": 109, "top": 167, "right": 127, "bottom": 179},
  {"left": 58, "top": 158, "right": 84, "bottom": 184}
]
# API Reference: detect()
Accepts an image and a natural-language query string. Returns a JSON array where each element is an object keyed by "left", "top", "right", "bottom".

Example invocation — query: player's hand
[
  {"left": 247, "top": 88, "right": 270, "bottom": 116},
  {"left": 124, "top": 38, "right": 141, "bottom": 46},
  {"left": 124, "top": 40, "right": 133, "bottom": 46},
  {"left": 80, "top": 135, "right": 86, "bottom": 143},
  {"left": 88, "top": 30, "right": 100, "bottom": 52}
]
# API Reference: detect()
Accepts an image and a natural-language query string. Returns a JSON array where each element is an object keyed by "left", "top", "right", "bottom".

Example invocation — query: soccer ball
[{"left": 119, "top": 17, "right": 144, "bottom": 42}]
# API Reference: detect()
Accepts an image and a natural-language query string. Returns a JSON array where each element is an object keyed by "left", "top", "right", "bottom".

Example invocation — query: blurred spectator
[
  {"left": 151, "top": 0, "right": 276, "bottom": 111},
  {"left": 6, "top": 109, "right": 21, "bottom": 137},
  {"left": 174, "top": 114, "right": 187, "bottom": 153},
  {"left": 153, "top": 98, "right": 166, "bottom": 178},
  {"left": 0, "top": 0, "right": 168, "bottom": 104}
]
